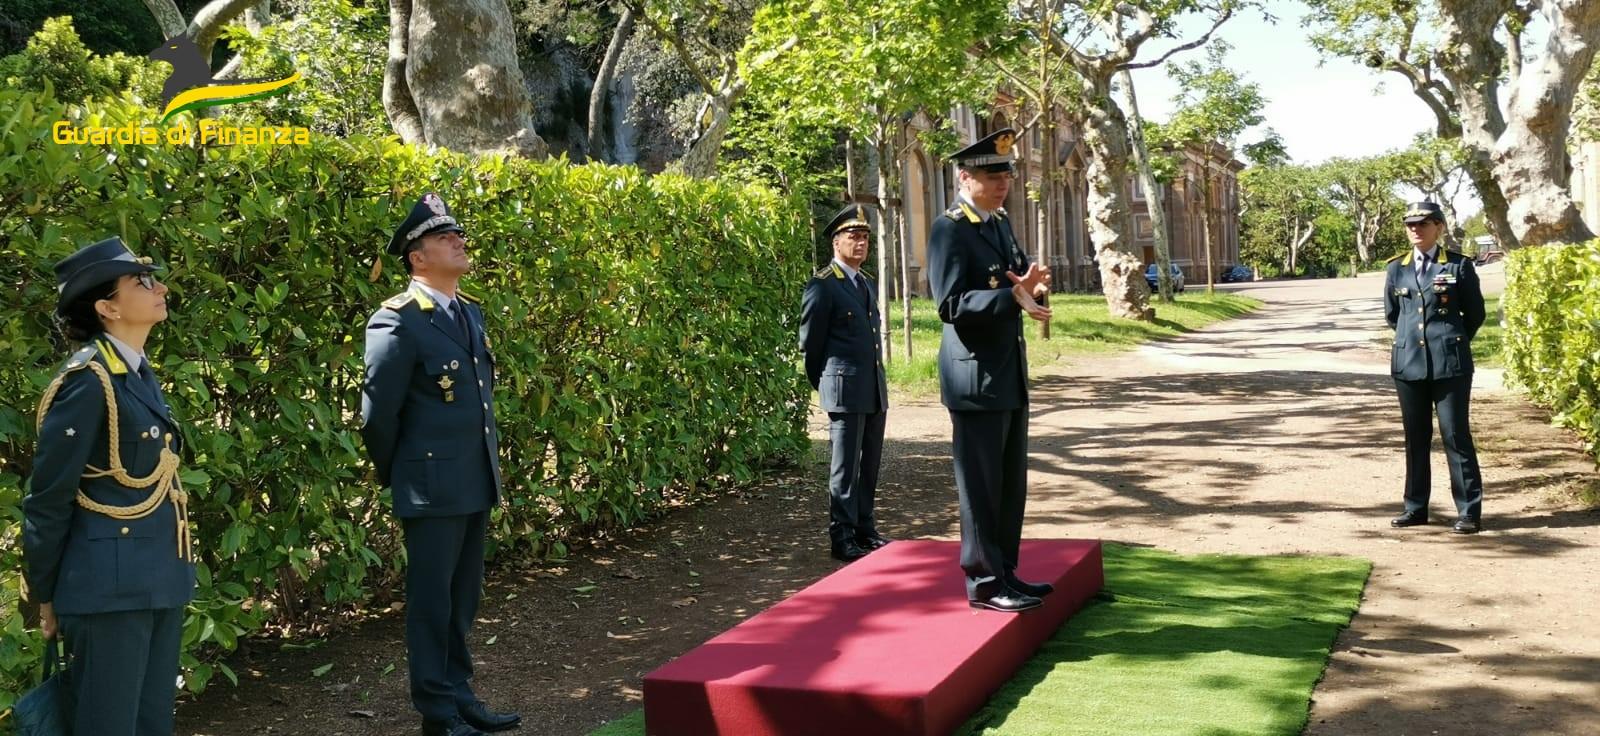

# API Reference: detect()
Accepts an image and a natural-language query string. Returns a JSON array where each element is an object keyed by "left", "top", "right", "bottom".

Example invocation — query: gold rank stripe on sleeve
[{"left": 94, "top": 338, "right": 129, "bottom": 375}]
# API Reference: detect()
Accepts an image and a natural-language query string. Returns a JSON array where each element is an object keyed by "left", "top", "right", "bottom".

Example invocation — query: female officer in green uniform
[{"left": 22, "top": 236, "right": 197, "bottom": 735}]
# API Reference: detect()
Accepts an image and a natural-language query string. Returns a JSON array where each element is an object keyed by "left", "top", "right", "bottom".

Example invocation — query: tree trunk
[
  {"left": 142, "top": 0, "right": 186, "bottom": 39},
  {"left": 1461, "top": 155, "right": 1519, "bottom": 249},
  {"left": 675, "top": 80, "right": 741, "bottom": 178},
  {"left": 1081, "top": 79, "right": 1154, "bottom": 321},
  {"left": 1291, "top": 218, "right": 1314, "bottom": 272},
  {"left": 1120, "top": 69, "right": 1175, "bottom": 303},
  {"left": 1200, "top": 173, "right": 1217, "bottom": 292},
  {"left": 1437, "top": 0, "right": 1600, "bottom": 246},
  {"left": 873, "top": 131, "right": 896, "bottom": 365},
  {"left": 387, "top": 0, "right": 547, "bottom": 158},
  {"left": 384, "top": 0, "right": 425, "bottom": 144},
  {"left": 586, "top": 6, "right": 636, "bottom": 164}
]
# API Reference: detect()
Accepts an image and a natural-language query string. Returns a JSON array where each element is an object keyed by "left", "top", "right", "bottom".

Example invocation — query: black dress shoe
[
  {"left": 856, "top": 533, "right": 892, "bottom": 550},
  {"left": 969, "top": 589, "right": 1043, "bottom": 613},
  {"left": 1390, "top": 510, "right": 1429, "bottom": 528},
  {"left": 459, "top": 701, "right": 521, "bottom": 732},
  {"left": 1006, "top": 577, "right": 1054, "bottom": 597},
  {"left": 1452, "top": 517, "right": 1481, "bottom": 534},
  {"left": 422, "top": 716, "right": 487, "bottom": 736},
  {"left": 831, "top": 541, "right": 869, "bottom": 562}
]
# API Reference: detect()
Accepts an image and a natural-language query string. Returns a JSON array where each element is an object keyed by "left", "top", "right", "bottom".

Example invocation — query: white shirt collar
[
  {"left": 411, "top": 281, "right": 457, "bottom": 313},
  {"left": 959, "top": 194, "right": 994, "bottom": 222},
  {"left": 102, "top": 333, "right": 145, "bottom": 373},
  {"left": 831, "top": 258, "right": 862, "bottom": 282}
]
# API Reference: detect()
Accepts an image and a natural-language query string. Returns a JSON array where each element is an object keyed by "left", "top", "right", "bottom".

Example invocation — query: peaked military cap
[
  {"left": 824, "top": 204, "right": 875, "bottom": 239},
  {"left": 387, "top": 192, "right": 466, "bottom": 255},
  {"left": 54, "top": 236, "right": 160, "bottom": 309},
  {"left": 1403, "top": 201, "right": 1445, "bottom": 225},
  {"left": 950, "top": 128, "right": 1017, "bottom": 173}
]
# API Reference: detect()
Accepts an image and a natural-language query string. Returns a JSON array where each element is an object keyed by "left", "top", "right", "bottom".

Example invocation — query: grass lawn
[
  {"left": 882, "top": 293, "right": 1261, "bottom": 399},
  {"left": 587, "top": 544, "right": 1370, "bottom": 736},
  {"left": 1475, "top": 295, "right": 1503, "bottom": 369}
]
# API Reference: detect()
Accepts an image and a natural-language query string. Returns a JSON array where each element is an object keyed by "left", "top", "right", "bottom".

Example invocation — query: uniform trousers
[
  {"left": 826, "top": 409, "right": 886, "bottom": 545},
  {"left": 403, "top": 510, "right": 488, "bottom": 721},
  {"left": 950, "top": 407, "right": 1029, "bottom": 599},
  {"left": 1395, "top": 374, "right": 1483, "bottom": 519},
  {"left": 58, "top": 605, "right": 184, "bottom": 736}
]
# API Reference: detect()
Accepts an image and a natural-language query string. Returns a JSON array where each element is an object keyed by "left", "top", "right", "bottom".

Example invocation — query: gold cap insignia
[{"left": 995, "top": 133, "right": 1015, "bottom": 156}]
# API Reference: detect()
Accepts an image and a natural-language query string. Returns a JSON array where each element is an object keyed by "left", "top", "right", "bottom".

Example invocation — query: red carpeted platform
[{"left": 642, "top": 539, "right": 1103, "bottom": 736}]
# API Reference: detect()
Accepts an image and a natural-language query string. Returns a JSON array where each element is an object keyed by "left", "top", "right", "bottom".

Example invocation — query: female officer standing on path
[{"left": 22, "top": 236, "right": 197, "bottom": 735}]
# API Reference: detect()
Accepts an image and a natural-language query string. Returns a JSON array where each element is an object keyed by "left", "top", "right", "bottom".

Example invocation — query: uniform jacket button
[
  {"left": 120, "top": 527, "right": 130, "bottom": 535},
  {"left": 426, "top": 451, "right": 434, "bottom": 458}
]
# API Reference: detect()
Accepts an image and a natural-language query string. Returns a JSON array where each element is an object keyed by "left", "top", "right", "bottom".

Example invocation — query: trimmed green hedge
[
  {"left": 1502, "top": 240, "right": 1600, "bottom": 464},
  {"left": 0, "top": 89, "right": 810, "bottom": 706}
]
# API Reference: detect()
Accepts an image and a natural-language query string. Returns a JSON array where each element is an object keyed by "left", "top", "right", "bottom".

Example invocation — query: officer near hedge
[
  {"left": 1383, "top": 201, "right": 1487, "bottom": 534},
  {"left": 23, "top": 236, "right": 196, "bottom": 735},
  {"left": 927, "top": 129, "right": 1056, "bottom": 612},
  {"left": 361, "top": 194, "right": 521, "bottom": 736},
  {"left": 800, "top": 204, "right": 892, "bottom": 563}
]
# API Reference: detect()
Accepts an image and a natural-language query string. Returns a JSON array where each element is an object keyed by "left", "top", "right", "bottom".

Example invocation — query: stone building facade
[{"left": 875, "top": 105, "right": 1242, "bottom": 296}]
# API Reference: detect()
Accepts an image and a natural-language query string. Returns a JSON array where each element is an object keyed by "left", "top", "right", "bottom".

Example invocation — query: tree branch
[
  {"left": 142, "top": 0, "right": 186, "bottom": 39},
  {"left": 1118, "top": 7, "right": 1235, "bottom": 71},
  {"left": 189, "top": 0, "right": 264, "bottom": 59},
  {"left": 631, "top": 2, "right": 717, "bottom": 96}
]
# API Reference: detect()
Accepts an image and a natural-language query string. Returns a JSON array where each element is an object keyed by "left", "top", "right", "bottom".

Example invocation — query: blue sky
[
  {"left": 1126, "top": 5, "right": 1437, "bottom": 165},
  {"left": 1122, "top": 4, "right": 1476, "bottom": 213}
]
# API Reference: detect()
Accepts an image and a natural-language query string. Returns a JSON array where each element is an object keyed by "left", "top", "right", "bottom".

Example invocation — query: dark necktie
[
  {"left": 136, "top": 360, "right": 163, "bottom": 406},
  {"left": 855, "top": 275, "right": 872, "bottom": 309},
  {"left": 451, "top": 302, "right": 471, "bottom": 342},
  {"left": 1416, "top": 252, "right": 1430, "bottom": 286}
]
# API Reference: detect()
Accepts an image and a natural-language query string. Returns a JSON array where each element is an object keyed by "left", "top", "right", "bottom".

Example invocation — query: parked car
[
  {"left": 1145, "top": 263, "right": 1185, "bottom": 292},
  {"left": 1220, "top": 265, "right": 1253, "bottom": 283}
]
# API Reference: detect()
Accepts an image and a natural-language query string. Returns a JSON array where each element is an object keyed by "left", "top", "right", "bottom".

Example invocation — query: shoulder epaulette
[
  {"left": 995, "top": 207, "right": 1008, "bottom": 219},
  {"left": 457, "top": 289, "right": 480, "bottom": 304},
  {"left": 814, "top": 265, "right": 833, "bottom": 279},
  {"left": 89, "top": 338, "right": 128, "bottom": 375},
  {"left": 1385, "top": 253, "right": 1403, "bottom": 264},
  {"left": 944, "top": 206, "right": 964, "bottom": 221},
  {"left": 63, "top": 344, "right": 99, "bottom": 373},
  {"left": 382, "top": 291, "right": 417, "bottom": 310}
]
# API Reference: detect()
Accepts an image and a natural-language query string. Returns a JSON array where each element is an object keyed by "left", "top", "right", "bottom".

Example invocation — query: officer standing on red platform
[{"left": 927, "top": 129, "right": 1055, "bottom": 613}]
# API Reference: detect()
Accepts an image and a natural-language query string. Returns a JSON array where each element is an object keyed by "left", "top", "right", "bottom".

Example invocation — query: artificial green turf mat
[{"left": 586, "top": 544, "right": 1371, "bottom": 736}]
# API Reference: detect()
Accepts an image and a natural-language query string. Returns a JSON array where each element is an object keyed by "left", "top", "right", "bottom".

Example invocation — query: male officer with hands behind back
[
  {"left": 800, "top": 204, "right": 893, "bottom": 563},
  {"left": 1383, "top": 201, "right": 1487, "bottom": 535},
  {"left": 361, "top": 193, "right": 521, "bottom": 736}
]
